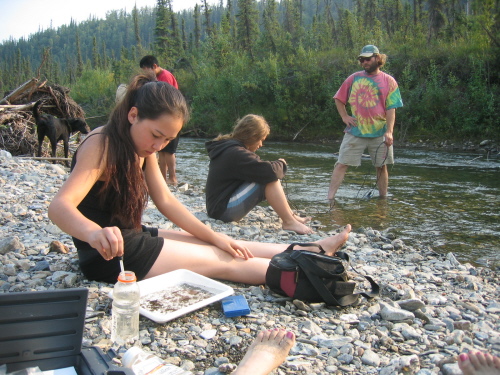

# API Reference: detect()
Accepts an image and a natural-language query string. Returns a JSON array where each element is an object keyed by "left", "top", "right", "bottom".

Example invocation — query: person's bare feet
[
  {"left": 233, "top": 329, "right": 295, "bottom": 375},
  {"left": 315, "top": 224, "right": 351, "bottom": 255},
  {"left": 282, "top": 220, "right": 314, "bottom": 234},
  {"left": 166, "top": 178, "right": 178, "bottom": 186},
  {"left": 458, "top": 352, "right": 500, "bottom": 375},
  {"left": 293, "top": 213, "right": 311, "bottom": 224}
]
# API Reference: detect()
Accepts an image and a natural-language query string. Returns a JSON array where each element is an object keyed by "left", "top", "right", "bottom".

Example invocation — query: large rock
[
  {"left": 0, "top": 236, "right": 25, "bottom": 254},
  {"left": 380, "top": 302, "right": 415, "bottom": 321}
]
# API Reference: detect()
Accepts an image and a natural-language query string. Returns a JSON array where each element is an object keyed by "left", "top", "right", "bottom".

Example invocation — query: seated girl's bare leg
[
  {"left": 145, "top": 232, "right": 270, "bottom": 284},
  {"left": 239, "top": 224, "right": 351, "bottom": 258},
  {"left": 265, "top": 181, "right": 313, "bottom": 234},
  {"left": 233, "top": 329, "right": 295, "bottom": 375},
  {"left": 458, "top": 352, "right": 500, "bottom": 375},
  {"left": 165, "top": 225, "right": 352, "bottom": 258},
  {"left": 146, "top": 225, "right": 351, "bottom": 284}
]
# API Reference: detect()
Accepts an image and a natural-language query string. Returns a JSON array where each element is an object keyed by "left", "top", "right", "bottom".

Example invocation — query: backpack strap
[{"left": 291, "top": 253, "right": 356, "bottom": 306}]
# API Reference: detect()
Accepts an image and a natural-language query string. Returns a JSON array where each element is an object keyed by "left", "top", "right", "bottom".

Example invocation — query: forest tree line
[{"left": 0, "top": 0, "right": 498, "bottom": 142}]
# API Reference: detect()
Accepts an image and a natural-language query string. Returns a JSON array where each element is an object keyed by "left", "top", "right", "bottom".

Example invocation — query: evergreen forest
[{"left": 0, "top": 0, "right": 499, "bottom": 142}]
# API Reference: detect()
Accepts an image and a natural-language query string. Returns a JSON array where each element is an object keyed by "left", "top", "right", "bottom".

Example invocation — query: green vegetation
[{"left": 0, "top": 0, "right": 498, "bottom": 142}]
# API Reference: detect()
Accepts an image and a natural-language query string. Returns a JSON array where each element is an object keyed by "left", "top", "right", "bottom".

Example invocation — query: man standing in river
[{"left": 328, "top": 45, "right": 403, "bottom": 201}]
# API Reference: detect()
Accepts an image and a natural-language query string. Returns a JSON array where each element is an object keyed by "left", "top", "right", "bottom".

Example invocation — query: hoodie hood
[{"left": 205, "top": 139, "right": 245, "bottom": 160}]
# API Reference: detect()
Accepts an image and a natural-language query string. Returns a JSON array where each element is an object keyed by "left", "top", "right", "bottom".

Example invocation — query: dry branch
[
  {"left": 0, "top": 78, "right": 39, "bottom": 105},
  {"left": 17, "top": 156, "right": 71, "bottom": 162},
  {"left": 0, "top": 103, "right": 36, "bottom": 112}
]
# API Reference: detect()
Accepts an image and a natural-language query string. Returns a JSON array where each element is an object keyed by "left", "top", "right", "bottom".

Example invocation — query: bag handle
[
  {"left": 286, "top": 243, "right": 349, "bottom": 261},
  {"left": 292, "top": 250, "right": 380, "bottom": 306},
  {"left": 285, "top": 242, "right": 325, "bottom": 254}
]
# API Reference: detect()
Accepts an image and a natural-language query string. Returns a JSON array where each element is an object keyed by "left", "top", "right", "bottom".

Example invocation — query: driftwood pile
[{"left": 0, "top": 78, "right": 85, "bottom": 157}]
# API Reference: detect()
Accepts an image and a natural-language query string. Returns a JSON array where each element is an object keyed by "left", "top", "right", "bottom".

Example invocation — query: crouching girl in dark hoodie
[{"left": 205, "top": 114, "right": 313, "bottom": 234}]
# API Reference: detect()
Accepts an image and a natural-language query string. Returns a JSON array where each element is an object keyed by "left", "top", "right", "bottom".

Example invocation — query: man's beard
[{"left": 364, "top": 61, "right": 379, "bottom": 74}]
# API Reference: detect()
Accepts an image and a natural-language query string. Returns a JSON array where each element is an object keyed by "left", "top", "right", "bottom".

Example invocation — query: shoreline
[
  {"left": 222, "top": 135, "right": 500, "bottom": 156},
  {"left": 0, "top": 153, "right": 499, "bottom": 374}
]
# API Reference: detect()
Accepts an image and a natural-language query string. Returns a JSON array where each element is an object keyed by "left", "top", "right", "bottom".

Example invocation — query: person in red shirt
[{"left": 140, "top": 55, "right": 180, "bottom": 185}]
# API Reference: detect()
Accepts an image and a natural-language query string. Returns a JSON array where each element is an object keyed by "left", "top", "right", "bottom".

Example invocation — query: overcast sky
[{"left": 0, "top": 0, "right": 218, "bottom": 43}]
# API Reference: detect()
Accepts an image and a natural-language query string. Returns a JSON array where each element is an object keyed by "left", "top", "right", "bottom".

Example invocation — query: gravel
[{"left": 1, "top": 150, "right": 499, "bottom": 375}]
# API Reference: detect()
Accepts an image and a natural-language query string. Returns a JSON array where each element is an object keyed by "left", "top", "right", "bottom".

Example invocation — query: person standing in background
[
  {"left": 328, "top": 45, "right": 403, "bottom": 201},
  {"left": 140, "top": 55, "right": 181, "bottom": 185}
]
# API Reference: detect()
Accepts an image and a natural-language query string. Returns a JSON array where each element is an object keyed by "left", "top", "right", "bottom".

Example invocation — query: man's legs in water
[
  {"left": 328, "top": 163, "right": 349, "bottom": 200},
  {"left": 376, "top": 165, "right": 388, "bottom": 198}
]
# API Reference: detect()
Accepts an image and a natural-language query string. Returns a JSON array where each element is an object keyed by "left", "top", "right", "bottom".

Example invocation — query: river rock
[
  {"left": 0, "top": 237, "right": 25, "bottom": 254},
  {"left": 361, "top": 349, "right": 380, "bottom": 367},
  {"left": 398, "top": 298, "right": 425, "bottom": 311},
  {"left": 380, "top": 302, "right": 416, "bottom": 321},
  {"left": 441, "top": 363, "right": 462, "bottom": 375}
]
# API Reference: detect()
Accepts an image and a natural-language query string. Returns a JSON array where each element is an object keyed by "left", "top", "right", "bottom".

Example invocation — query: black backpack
[{"left": 265, "top": 243, "right": 379, "bottom": 306}]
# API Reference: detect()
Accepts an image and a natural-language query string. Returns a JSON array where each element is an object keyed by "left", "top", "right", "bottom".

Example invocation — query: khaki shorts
[{"left": 337, "top": 133, "right": 394, "bottom": 167}]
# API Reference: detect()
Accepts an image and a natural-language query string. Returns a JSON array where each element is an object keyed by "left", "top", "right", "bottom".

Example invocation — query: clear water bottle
[
  {"left": 111, "top": 270, "right": 140, "bottom": 345},
  {"left": 122, "top": 347, "right": 193, "bottom": 375}
]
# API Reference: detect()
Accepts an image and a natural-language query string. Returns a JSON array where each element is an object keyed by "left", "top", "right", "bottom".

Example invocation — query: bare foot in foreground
[
  {"left": 282, "top": 220, "right": 314, "bottom": 234},
  {"left": 314, "top": 224, "right": 351, "bottom": 255},
  {"left": 458, "top": 352, "right": 500, "bottom": 375},
  {"left": 233, "top": 329, "right": 295, "bottom": 375}
]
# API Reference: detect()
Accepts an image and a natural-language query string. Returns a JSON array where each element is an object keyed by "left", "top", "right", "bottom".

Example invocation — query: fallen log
[
  {"left": 16, "top": 156, "right": 71, "bottom": 162},
  {"left": 0, "top": 103, "right": 36, "bottom": 112},
  {"left": 0, "top": 78, "right": 39, "bottom": 105}
]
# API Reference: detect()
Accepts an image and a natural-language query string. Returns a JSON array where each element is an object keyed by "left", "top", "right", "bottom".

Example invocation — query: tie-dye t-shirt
[{"left": 334, "top": 71, "right": 403, "bottom": 137}]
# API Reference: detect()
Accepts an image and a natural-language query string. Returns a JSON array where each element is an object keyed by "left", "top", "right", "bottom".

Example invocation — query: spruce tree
[
  {"left": 236, "top": 0, "right": 259, "bottom": 59},
  {"left": 76, "top": 31, "right": 84, "bottom": 78},
  {"left": 194, "top": 4, "right": 201, "bottom": 49},
  {"left": 133, "top": 5, "right": 142, "bottom": 48}
]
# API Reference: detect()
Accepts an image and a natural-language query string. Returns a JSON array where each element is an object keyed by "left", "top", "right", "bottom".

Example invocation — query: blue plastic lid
[{"left": 222, "top": 295, "right": 250, "bottom": 318}]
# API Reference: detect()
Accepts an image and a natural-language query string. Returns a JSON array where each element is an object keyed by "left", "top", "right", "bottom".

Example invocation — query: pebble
[{"left": 0, "top": 153, "right": 499, "bottom": 374}]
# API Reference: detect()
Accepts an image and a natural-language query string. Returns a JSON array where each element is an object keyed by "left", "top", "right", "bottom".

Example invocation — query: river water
[{"left": 176, "top": 138, "right": 500, "bottom": 268}]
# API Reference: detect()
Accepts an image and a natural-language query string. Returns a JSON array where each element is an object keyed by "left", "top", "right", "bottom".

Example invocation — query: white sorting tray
[{"left": 109, "top": 269, "right": 234, "bottom": 323}]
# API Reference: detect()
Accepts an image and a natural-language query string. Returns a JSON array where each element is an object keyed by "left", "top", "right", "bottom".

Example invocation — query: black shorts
[
  {"left": 160, "top": 135, "right": 180, "bottom": 154},
  {"left": 75, "top": 226, "right": 164, "bottom": 283}
]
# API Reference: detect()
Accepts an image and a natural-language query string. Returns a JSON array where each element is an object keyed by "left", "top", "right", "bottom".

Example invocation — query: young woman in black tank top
[{"left": 49, "top": 72, "right": 352, "bottom": 284}]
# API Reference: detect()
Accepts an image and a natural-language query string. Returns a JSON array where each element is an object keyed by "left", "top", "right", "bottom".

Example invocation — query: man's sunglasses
[{"left": 358, "top": 56, "right": 373, "bottom": 62}]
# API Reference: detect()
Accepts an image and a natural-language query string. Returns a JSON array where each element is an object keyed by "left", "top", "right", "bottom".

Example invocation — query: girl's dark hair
[
  {"left": 214, "top": 114, "right": 270, "bottom": 147},
  {"left": 101, "top": 72, "right": 190, "bottom": 229}
]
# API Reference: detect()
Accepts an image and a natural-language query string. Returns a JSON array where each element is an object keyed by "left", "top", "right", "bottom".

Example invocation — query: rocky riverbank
[
  {"left": 315, "top": 137, "right": 499, "bottom": 156},
  {"left": 0, "top": 151, "right": 499, "bottom": 375},
  {"left": 397, "top": 139, "right": 499, "bottom": 156}
]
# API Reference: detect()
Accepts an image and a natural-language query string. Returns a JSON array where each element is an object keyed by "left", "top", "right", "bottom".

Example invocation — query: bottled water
[{"left": 111, "top": 271, "right": 140, "bottom": 345}]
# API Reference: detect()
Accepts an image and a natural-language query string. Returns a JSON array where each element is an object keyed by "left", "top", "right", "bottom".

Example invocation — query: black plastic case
[{"left": 0, "top": 288, "right": 131, "bottom": 375}]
